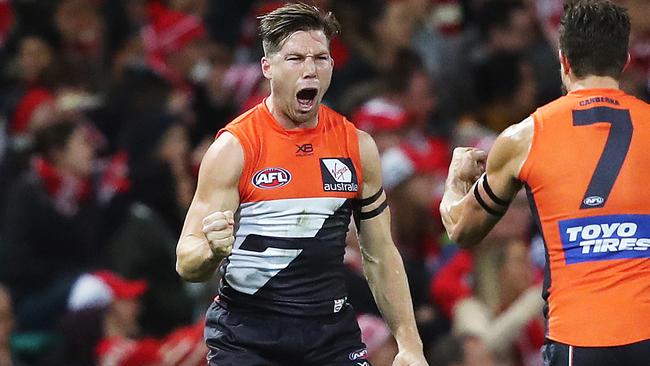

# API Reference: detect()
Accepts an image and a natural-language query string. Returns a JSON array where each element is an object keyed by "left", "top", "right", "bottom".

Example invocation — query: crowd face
[
  {"left": 18, "top": 36, "right": 52, "bottom": 83},
  {"left": 403, "top": 70, "right": 437, "bottom": 126},
  {"left": 54, "top": 0, "right": 103, "bottom": 48},
  {"left": 111, "top": 299, "right": 141, "bottom": 338},
  {"left": 376, "top": 1, "right": 416, "bottom": 49},
  {"left": 263, "top": 30, "right": 333, "bottom": 125},
  {"left": 158, "top": 124, "right": 190, "bottom": 165},
  {"left": 59, "top": 125, "right": 96, "bottom": 179},
  {"left": 490, "top": 6, "right": 535, "bottom": 52}
]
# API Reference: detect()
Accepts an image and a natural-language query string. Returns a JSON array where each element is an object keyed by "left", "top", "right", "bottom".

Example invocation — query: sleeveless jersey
[
  {"left": 215, "top": 101, "right": 363, "bottom": 316},
  {"left": 519, "top": 88, "right": 650, "bottom": 346}
]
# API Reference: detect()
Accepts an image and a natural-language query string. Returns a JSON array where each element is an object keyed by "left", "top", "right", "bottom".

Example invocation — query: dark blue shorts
[
  {"left": 542, "top": 338, "right": 650, "bottom": 366},
  {"left": 204, "top": 301, "right": 372, "bottom": 366}
]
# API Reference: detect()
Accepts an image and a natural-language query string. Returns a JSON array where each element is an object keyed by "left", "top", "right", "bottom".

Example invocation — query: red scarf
[
  {"left": 97, "top": 151, "right": 131, "bottom": 204},
  {"left": 33, "top": 156, "right": 91, "bottom": 216}
]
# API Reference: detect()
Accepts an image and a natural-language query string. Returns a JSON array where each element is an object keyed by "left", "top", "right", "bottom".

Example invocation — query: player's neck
[
  {"left": 567, "top": 75, "right": 620, "bottom": 93},
  {"left": 265, "top": 96, "right": 318, "bottom": 130}
]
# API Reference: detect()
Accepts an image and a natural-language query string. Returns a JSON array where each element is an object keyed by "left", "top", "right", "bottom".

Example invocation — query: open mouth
[{"left": 296, "top": 88, "right": 318, "bottom": 111}]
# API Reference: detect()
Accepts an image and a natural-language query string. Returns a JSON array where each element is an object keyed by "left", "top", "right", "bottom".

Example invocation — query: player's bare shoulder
[
  {"left": 501, "top": 116, "right": 534, "bottom": 148},
  {"left": 355, "top": 128, "right": 381, "bottom": 180},
  {"left": 199, "top": 132, "right": 245, "bottom": 188},
  {"left": 488, "top": 116, "right": 534, "bottom": 178}
]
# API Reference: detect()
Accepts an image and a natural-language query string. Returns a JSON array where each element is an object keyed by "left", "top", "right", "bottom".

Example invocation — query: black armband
[
  {"left": 481, "top": 173, "right": 511, "bottom": 206},
  {"left": 358, "top": 200, "right": 388, "bottom": 221},
  {"left": 473, "top": 179, "right": 506, "bottom": 217},
  {"left": 353, "top": 187, "right": 387, "bottom": 224},
  {"left": 359, "top": 187, "right": 384, "bottom": 207}
]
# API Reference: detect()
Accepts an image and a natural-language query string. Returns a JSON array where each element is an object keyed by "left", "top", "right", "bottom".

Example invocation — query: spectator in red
[
  {"left": 352, "top": 96, "right": 409, "bottom": 154},
  {"left": 452, "top": 240, "right": 544, "bottom": 366},
  {"left": 57, "top": 270, "right": 207, "bottom": 366},
  {"left": 431, "top": 192, "right": 535, "bottom": 321},
  {"left": 141, "top": 8, "right": 207, "bottom": 88},
  {"left": 45, "top": 270, "right": 150, "bottom": 366},
  {"left": 0, "top": 120, "right": 100, "bottom": 332},
  {"left": 430, "top": 248, "right": 473, "bottom": 319},
  {"left": 6, "top": 34, "right": 58, "bottom": 137}
]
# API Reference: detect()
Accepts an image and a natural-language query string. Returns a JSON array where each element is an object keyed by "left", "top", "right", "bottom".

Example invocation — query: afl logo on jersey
[
  {"left": 252, "top": 167, "right": 291, "bottom": 189},
  {"left": 583, "top": 196, "right": 605, "bottom": 207}
]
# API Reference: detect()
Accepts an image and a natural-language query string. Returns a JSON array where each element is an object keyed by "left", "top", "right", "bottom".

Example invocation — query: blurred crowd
[{"left": 0, "top": 0, "right": 648, "bottom": 365}]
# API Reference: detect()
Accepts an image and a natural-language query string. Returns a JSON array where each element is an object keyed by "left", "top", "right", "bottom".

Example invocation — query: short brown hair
[
  {"left": 559, "top": 0, "right": 630, "bottom": 78},
  {"left": 258, "top": 2, "right": 340, "bottom": 55}
]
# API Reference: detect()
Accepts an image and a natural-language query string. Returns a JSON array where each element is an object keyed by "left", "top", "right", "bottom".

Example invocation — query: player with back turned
[
  {"left": 441, "top": 1, "right": 650, "bottom": 365},
  {"left": 175, "top": 3, "right": 427, "bottom": 366}
]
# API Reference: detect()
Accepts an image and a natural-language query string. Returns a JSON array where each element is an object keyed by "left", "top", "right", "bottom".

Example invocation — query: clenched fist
[
  {"left": 449, "top": 147, "right": 487, "bottom": 184},
  {"left": 202, "top": 210, "right": 235, "bottom": 258}
]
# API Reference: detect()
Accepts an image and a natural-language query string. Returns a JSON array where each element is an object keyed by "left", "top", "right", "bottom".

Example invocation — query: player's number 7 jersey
[{"left": 519, "top": 88, "right": 650, "bottom": 347}]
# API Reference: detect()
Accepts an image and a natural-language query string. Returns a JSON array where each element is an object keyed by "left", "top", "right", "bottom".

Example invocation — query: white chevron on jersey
[
  {"left": 235, "top": 197, "right": 347, "bottom": 239},
  {"left": 225, "top": 247, "right": 304, "bottom": 295},
  {"left": 225, "top": 197, "right": 347, "bottom": 295}
]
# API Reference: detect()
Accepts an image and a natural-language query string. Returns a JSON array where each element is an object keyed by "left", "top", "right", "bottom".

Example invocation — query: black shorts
[
  {"left": 204, "top": 301, "right": 372, "bottom": 366},
  {"left": 542, "top": 338, "right": 650, "bottom": 366}
]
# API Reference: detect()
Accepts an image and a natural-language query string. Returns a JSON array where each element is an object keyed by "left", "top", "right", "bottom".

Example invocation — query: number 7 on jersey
[{"left": 572, "top": 106, "right": 633, "bottom": 209}]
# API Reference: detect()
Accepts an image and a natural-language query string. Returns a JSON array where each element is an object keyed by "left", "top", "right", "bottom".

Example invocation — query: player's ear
[
  {"left": 261, "top": 56, "right": 272, "bottom": 80},
  {"left": 559, "top": 50, "right": 571, "bottom": 76},
  {"left": 623, "top": 52, "right": 631, "bottom": 71}
]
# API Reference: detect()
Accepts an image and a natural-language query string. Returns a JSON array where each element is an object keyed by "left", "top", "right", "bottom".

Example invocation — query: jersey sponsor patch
[
  {"left": 320, "top": 158, "right": 359, "bottom": 192},
  {"left": 559, "top": 214, "right": 650, "bottom": 264},
  {"left": 252, "top": 167, "right": 291, "bottom": 189}
]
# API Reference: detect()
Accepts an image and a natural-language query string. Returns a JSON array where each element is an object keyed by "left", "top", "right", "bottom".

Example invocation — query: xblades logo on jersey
[
  {"left": 320, "top": 158, "right": 358, "bottom": 192},
  {"left": 296, "top": 143, "right": 314, "bottom": 156}
]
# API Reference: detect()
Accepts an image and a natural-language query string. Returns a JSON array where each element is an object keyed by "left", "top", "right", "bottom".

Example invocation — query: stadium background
[{"left": 0, "top": 0, "right": 647, "bottom": 365}]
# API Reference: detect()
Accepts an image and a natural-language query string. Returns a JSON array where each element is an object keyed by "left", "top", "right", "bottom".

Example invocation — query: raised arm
[
  {"left": 355, "top": 130, "right": 427, "bottom": 366},
  {"left": 440, "top": 117, "right": 533, "bottom": 247},
  {"left": 176, "top": 132, "right": 243, "bottom": 282}
]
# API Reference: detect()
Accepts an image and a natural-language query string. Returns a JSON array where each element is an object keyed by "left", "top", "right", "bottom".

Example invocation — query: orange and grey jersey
[
  {"left": 215, "top": 101, "right": 364, "bottom": 316},
  {"left": 520, "top": 88, "right": 650, "bottom": 346}
]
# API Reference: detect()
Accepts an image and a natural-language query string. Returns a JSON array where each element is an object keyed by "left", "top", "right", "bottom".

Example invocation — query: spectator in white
[
  {"left": 46, "top": 270, "right": 150, "bottom": 366},
  {"left": 452, "top": 240, "right": 543, "bottom": 366},
  {"left": 62, "top": 270, "right": 207, "bottom": 366},
  {"left": 68, "top": 271, "right": 147, "bottom": 338}
]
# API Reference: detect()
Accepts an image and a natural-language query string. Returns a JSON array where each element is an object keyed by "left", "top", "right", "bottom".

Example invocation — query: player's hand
[
  {"left": 392, "top": 349, "right": 429, "bottom": 366},
  {"left": 202, "top": 210, "right": 235, "bottom": 258},
  {"left": 449, "top": 147, "right": 487, "bottom": 183}
]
